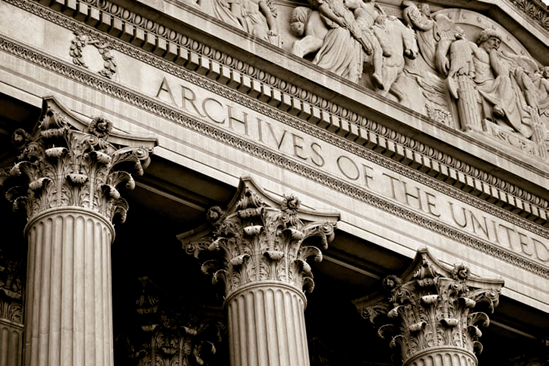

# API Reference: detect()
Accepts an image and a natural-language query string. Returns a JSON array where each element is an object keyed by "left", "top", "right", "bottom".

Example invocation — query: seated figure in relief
[
  {"left": 291, "top": 0, "right": 397, "bottom": 88},
  {"left": 448, "top": 29, "right": 533, "bottom": 138}
]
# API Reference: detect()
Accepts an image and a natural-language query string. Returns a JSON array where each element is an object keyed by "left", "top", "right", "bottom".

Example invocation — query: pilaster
[
  {"left": 0, "top": 97, "right": 156, "bottom": 366},
  {"left": 355, "top": 248, "right": 504, "bottom": 366},
  {"left": 179, "top": 178, "right": 339, "bottom": 366}
]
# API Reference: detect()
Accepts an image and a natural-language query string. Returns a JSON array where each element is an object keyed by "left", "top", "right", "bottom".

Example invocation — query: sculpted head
[
  {"left": 543, "top": 66, "right": 549, "bottom": 78},
  {"left": 477, "top": 29, "right": 502, "bottom": 51},
  {"left": 290, "top": 7, "right": 309, "bottom": 36}
]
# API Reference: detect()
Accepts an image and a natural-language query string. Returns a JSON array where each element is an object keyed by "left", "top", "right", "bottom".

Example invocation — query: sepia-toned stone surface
[
  {"left": 355, "top": 248, "right": 504, "bottom": 366},
  {"left": 0, "top": 0, "right": 547, "bottom": 365},
  {"left": 180, "top": 177, "right": 339, "bottom": 366},
  {"left": 0, "top": 97, "right": 156, "bottom": 366}
]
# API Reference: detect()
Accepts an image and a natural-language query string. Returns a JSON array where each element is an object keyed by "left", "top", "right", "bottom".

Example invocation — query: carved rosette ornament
[
  {"left": 355, "top": 248, "right": 504, "bottom": 366},
  {"left": 0, "top": 97, "right": 156, "bottom": 366},
  {"left": 179, "top": 177, "right": 339, "bottom": 366}
]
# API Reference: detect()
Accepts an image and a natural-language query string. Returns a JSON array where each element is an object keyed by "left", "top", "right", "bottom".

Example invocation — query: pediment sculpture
[
  {"left": 288, "top": 1, "right": 548, "bottom": 158},
  {"left": 189, "top": 0, "right": 549, "bottom": 160}
]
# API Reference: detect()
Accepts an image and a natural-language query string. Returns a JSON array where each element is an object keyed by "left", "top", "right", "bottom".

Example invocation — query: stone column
[
  {"left": 355, "top": 248, "right": 504, "bottom": 366},
  {"left": 180, "top": 178, "right": 339, "bottom": 366},
  {"left": 0, "top": 98, "right": 155, "bottom": 366}
]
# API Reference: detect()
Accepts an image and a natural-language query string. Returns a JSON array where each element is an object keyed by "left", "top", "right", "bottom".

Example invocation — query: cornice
[
  {"left": 6, "top": 0, "right": 549, "bottom": 226},
  {"left": 1, "top": 34, "right": 548, "bottom": 278},
  {"left": 507, "top": 0, "right": 549, "bottom": 33}
]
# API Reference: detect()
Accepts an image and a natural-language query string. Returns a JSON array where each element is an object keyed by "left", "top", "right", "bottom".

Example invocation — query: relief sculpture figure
[
  {"left": 346, "top": 0, "right": 386, "bottom": 89},
  {"left": 307, "top": 0, "right": 368, "bottom": 83},
  {"left": 236, "top": 0, "right": 279, "bottom": 45},
  {"left": 530, "top": 67, "right": 549, "bottom": 121},
  {"left": 402, "top": 1, "right": 437, "bottom": 71},
  {"left": 447, "top": 29, "right": 533, "bottom": 138},
  {"left": 202, "top": 0, "right": 279, "bottom": 45},
  {"left": 369, "top": 15, "right": 418, "bottom": 103},
  {"left": 290, "top": 7, "right": 329, "bottom": 59}
]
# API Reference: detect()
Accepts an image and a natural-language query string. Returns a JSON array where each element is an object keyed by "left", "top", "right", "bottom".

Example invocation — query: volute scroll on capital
[
  {"left": 354, "top": 248, "right": 504, "bottom": 366},
  {"left": 178, "top": 177, "right": 340, "bottom": 301},
  {"left": 0, "top": 96, "right": 158, "bottom": 224}
]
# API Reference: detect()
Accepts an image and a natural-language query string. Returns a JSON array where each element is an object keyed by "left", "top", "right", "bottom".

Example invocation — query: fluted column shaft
[
  {"left": 404, "top": 347, "right": 476, "bottom": 366},
  {"left": 226, "top": 282, "right": 309, "bottom": 366},
  {"left": 23, "top": 208, "right": 114, "bottom": 366},
  {"left": 0, "top": 320, "right": 23, "bottom": 366},
  {"left": 181, "top": 182, "right": 339, "bottom": 366}
]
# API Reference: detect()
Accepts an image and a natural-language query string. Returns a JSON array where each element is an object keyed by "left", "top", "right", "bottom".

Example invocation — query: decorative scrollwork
[
  {"left": 0, "top": 98, "right": 155, "bottom": 224},
  {"left": 357, "top": 248, "right": 504, "bottom": 366},
  {"left": 179, "top": 177, "right": 339, "bottom": 299}
]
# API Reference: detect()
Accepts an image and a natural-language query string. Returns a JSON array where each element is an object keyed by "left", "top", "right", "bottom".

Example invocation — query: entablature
[{"left": 7, "top": 0, "right": 549, "bottom": 224}]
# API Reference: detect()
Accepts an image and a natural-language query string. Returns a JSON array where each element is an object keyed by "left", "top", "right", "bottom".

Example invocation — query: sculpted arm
[
  {"left": 405, "top": 4, "right": 433, "bottom": 31},
  {"left": 258, "top": 0, "right": 278, "bottom": 35},
  {"left": 317, "top": 3, "right": 346, "bottom": 27},
  {"left": 489, "top": 49, "right": 503, "bottom": 77}
]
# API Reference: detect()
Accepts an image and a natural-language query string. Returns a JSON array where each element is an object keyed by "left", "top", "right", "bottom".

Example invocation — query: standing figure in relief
[
  {"left": 197, "top": 0, "right": 244, "bottom": 31},
  {"left": 448, "top": 29, "right": 532, "bottom": 137},
  {"left": 402, "top": 1, "right": 436, "bottom": 70},
  {"left": 345, "top": 0, "right": 386, "bottom": 89},
  {"left": 308, "top": 0, "right": 371, "bottom": 83},
  {"left": 200, "top": 0, "right": 278, "bottom": 45},
  {"left": 369, "top": 15, "right": 418, "bottom": 103}
]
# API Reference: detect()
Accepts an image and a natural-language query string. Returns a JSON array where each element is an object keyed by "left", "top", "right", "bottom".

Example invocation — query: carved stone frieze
[
  {"left": 5, "top": 0, "right": 549, "bottom": 223},
  {"left": 180, "top": 177, "right": 339, "bottom": 299},
  {"left": 3, "top": 0, "right": 549, "bottom": 277},
  {"left": 116, "top": 277, "right": 222, "bottom": 366},
  {"left": 509, "top": 0, "right": 549, "bottom": 33},
  {"left": 0, "top": 97, "right": 155, "bottom": 223},
  {"left": 1, "top": 34, "right": 548, "bottom": 279},
  {"left": 355, "top": 248, "right": 504, "bottom": 366}
]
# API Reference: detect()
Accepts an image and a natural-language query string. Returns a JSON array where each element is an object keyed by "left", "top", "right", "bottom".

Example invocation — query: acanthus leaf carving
[
  {"left": 356, "top": 248, "right": 504, "bottom": 366},
  {"left": 0, "top": 98, "right": 155, "bottom": 223},
  {"left": 179, "top": 177, "right": 339, "bottom": 299}
]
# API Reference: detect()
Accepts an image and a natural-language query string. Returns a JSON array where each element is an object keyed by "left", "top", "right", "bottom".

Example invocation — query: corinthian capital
[
  {"left": 355, "top": 248, "right": 504, "bottom": 366},
  {"left": 179, "top": 177, "right": 339, "bottom": 299},
  {"left": 0, "top": 97, "right": 157, "bottom": 223}
]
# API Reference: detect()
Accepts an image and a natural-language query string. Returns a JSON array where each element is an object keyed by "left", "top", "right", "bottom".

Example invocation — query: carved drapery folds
[
  {"left": 0, "top": 96, "right": 155, "bottom": 223},
  {"left": 286, "top": 0, "right": 549, "bottom": 159},
  {"left": 180, "top": 178, "right": 338, "bottom": 300},
  {"left": 116, "top": 277, "right": 222, "bottom": 366},
  {"left": 355, "top": 248, "right": 504, "bottom": 366}
]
